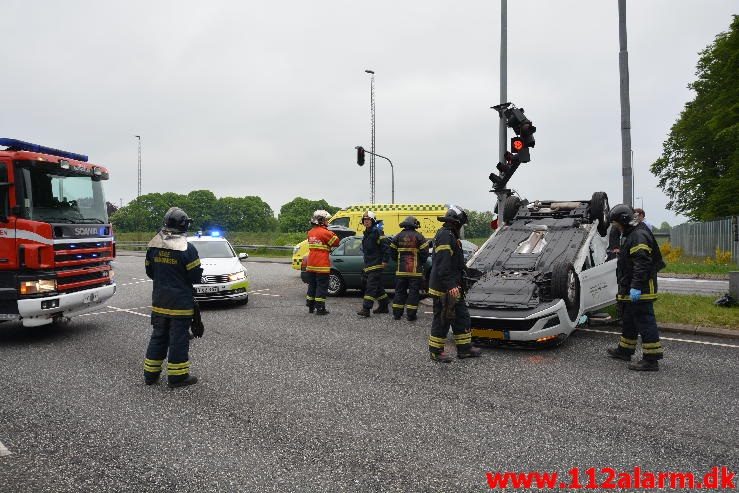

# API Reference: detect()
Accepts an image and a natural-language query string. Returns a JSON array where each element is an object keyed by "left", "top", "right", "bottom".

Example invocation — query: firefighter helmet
[
  {"left": 438, "top": 205, "right": 468, "bottom": 226},
  {"left": 163, "top": 207, "right": 193, "bottom": 233},
  {"left": 310, "top": 210, "right": 331, "bottom": 226},
  {"left": 608, "top": 204, "right": 637, "bottom": 227},
  {"left": 362, "top": 211, "right": 377, "bottom": 223},
  {"left": 400, "top": 215, "right": 420, "bottom": 229}
]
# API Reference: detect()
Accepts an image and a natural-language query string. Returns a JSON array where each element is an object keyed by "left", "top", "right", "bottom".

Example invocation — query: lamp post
[
  {"left": 135, "top": 135, "right": 142, "bottom": 198},
  {"left": 635, "top": 196, "right": 644, "bottom": 209},
  {"left": 365, "top": 69, "right": 376, "bottom": 203}
]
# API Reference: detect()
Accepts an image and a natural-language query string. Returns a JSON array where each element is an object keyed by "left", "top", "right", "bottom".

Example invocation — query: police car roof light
[
  {"left": 210, "top": 231, "right": 221, "bottom": 237},
  {"left": 0, "top": 138, "right": 89, "bottom": 162}
]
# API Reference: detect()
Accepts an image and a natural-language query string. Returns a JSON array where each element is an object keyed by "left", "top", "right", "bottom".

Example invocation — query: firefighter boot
[
  {"left": 315, "top": 307, "right": 329, "bottom": 315},
  {"left": 392, "top": 309, "right": 403, "bottom": 320},
  {"left": 430, "top": 351, "right": 453, "bottom": 363},
  {"left": 457, "top": 346, "right": 482, "bottom": 359},
  {"left": 168, "top": 375, "right": 198, "bottom": 388},
  {"left": 144, "top": 372, "right": 160, "bottom": 386},
  {"left": 357, "top": 308, "right": 371, "bottom": 317},
  {"left": 628, "top": 359, "right": 659, "bottom": 372},
  {"left": 406, "top": 310, "right": 417, "bottom": 322},
  {"left": 607, "top": 347, "right": 632, "bottom": 362},
  {"left": 307, "top": 300, "right": 315, "bottom": 314},
  {"left": 373, "top": 301, "right": 390, "bottom": 314}
]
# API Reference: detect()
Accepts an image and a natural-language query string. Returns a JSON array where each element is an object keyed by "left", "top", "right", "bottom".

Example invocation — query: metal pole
[
  {"left": 135, "top": 135, "right": 142, "bottom": 198},
  {"left": 365, "top": 70, "right": 376, "bottom": 204},
  {"left": 364, "top": 150, "right": 394, "bottom": 204},
  {"left": 618, "top": 0, "right": 633, "bottom": 206},
  {"left": 499, "top": 0, "right": 507, "bottom": 165}
]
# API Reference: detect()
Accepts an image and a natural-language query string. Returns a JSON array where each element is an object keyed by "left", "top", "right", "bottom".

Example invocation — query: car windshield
[
  {"left": 16, "top": 162, "right": 108, "bottom": 223},
  {"left": 329, "top": 217, "right": 350, "bottom": 227},
  {"left": 191, "top": 241, "right": 234, "bottom": 258}
]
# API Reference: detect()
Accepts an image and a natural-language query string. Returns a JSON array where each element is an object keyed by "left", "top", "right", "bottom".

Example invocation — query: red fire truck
[{"left": 0, "top": 138, "right": 116, "bottom": 327}]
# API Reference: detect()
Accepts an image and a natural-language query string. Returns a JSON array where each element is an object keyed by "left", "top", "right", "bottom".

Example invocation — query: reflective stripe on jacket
[
  {"left": 145, "top": 243, "right": 203, "bottom": 317},
  {"left": 390, "top": 229, "right": 429, "bottom": 277},
  {"left": 428, "top": 225, "right": 464, "bottom": 297},
  {"left": 306, "top": 225, "right": 339, "bottom": 273},
  {"left": 362, "top": 225, "right": 389, "bottom": 272}
]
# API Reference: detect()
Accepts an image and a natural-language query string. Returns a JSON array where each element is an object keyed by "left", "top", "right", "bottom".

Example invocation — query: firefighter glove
[{"left": 629, "top": 288, "right": 641, "bottom": 302}]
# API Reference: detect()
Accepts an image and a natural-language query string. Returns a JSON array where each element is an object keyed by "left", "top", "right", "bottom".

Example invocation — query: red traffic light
[{"left": 511, "top": 137, "right": 525, "bottom": 152}]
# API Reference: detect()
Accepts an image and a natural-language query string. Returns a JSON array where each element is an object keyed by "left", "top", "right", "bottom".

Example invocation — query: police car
[{"left": 188, "top": 232, "right": 249, "bottom": 304}]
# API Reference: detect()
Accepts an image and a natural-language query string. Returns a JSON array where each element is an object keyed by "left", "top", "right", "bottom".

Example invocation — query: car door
[
  {"left": 336, "top": 237, "right": 364, "bottom": 288},
  {"left": 578, "top": 259, "right": 618, "bottom": 312}
]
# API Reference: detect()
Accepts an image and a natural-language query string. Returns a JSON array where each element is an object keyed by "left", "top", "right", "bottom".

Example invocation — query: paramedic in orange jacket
[{"left": 305, "top": 210, "right": 340, "bottom": 315}]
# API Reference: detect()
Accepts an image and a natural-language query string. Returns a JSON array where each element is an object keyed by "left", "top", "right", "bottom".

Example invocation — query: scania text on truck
[{"left": 0, "top": 138, "right": 116, "bottom": 326}]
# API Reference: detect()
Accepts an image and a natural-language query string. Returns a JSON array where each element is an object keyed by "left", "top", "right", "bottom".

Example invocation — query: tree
[
  {"left": 186, "top": 190, "right": 217, "bottom": 229},
  {"left": 106, "top": 201, "right": 118, "bottom": 217},
  {"left": 212, "top": 196, "right": 277, "bottom": 232},
  {"left": 278, "top": 197, "right": 341, "bottom": 232},
  {"left": 464, "top": 210, "right": 495, "bottom": 238},
  {"left": 658, "top": 221, "right": 671, "bottom": 233},
  {"left": 651, "top": 16, "right": 739, "bottom": 221}
]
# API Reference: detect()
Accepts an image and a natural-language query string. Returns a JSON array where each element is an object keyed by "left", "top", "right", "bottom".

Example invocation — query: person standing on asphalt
[
  {"left": 357, "top": 211, "right": 390, "bottom": 317},
  {"left": 143, "top": 207, "right": 203, "bottom": 388},
  {"left": 305, "top": 210, "right": 340, "bottom": 315},
  {"left": 606, "top": 204, "right": 666, "bottom": 371},
  {"left": 389, "top": 216, "right": 430, "bottom": 321},
  {"left": 427, "top": 205, "right": 481, "bottom": 362}
]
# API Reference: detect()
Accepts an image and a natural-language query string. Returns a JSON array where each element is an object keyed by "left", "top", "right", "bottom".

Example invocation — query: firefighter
[
  {"left": 357, "top": 211, "right": 390, "bottom": 317},
  {"left": 606, "top": 204, "right": 666, "bottom": 371},
  {"left": 427, "top": 205, "right": 481, "bottom": 362},
  {"left": 143, "top": 207, "right": 203, "bottom": 388},
  {"left": 305, "top": 210, "right": 340, "bottom": 315},
  {"left": 389, "top": 216, "right": 430, "bottom": 321}
]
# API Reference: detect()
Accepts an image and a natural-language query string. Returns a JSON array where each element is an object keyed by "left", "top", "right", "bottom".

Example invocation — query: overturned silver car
[{"left": 465, "top": 192, "right": 617, "bottom": 345}]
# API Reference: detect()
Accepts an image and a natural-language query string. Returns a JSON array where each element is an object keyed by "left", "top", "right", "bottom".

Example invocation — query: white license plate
[
  {"left": 82, "top": 292, "right": 99, "bottom": 304},
  {"left": 196, "top": 286, "right": 221, "bottom": 294}
]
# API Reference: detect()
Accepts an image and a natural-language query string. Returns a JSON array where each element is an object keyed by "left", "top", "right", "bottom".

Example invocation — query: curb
[{"left": 596, "top": 321, "right": 739, "bottom": 340}]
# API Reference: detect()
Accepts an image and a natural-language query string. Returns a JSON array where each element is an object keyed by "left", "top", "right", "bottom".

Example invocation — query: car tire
[
  {"left": 236, "top": 295, "right": 249, "bottom": 306},
  {"left": 327, "top": 271, "right": 346, "bottom": 297},
  {"left": 551, "top": 261, "right": 580, "bottom": 322},
  {"left": 503, "top": 196, "right": 522, "bottom": 224},
  {"left": 590, "top": 191, "right": 610, "bottom": 237}
]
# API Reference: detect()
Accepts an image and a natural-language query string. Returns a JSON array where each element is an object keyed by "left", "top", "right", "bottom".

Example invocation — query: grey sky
[{"left": 3, "top": 1, "right": 736, "bottom": 226}]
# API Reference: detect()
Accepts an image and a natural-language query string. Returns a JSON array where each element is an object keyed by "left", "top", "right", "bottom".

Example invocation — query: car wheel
[
  {"left": 551, "top": 261, "right": 580, "bottom": 322},
  {"left": 590, "top": 191, "right": 610, "bottom": 237},
  {"left": 236, "top": 295, "right": 249, "bottom": 306},
  {"left": 503, "top": 196, "right": 522, "bottom": 224},
  {"left": 327, "top": 271, "right": 346, "bottom": 297}
]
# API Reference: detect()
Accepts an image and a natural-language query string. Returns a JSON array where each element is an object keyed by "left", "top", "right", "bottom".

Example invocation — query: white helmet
[
  {"left": 311, "top": 209, "right": 331, "bottom": 225},
  {"left": 362, "top": 210, "right": 377, "bottom": 222}
]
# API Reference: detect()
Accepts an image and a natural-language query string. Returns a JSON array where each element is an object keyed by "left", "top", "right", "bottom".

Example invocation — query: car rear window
[{"left": 191, "top": 241, "right": 235, "bottom": 258}]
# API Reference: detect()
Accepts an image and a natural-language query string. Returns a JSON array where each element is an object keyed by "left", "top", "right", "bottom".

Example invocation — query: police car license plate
[
  {"left": 196, "top": 286, "right": 220, "bottom": 294},
  {"left": 471, "top": 328, "right": 505, "bottom": 340}
]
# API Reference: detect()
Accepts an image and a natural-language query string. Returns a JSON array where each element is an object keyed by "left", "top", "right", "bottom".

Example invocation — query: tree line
[{"left": 110, "top": 191, "right": 499, "bottom": 237}]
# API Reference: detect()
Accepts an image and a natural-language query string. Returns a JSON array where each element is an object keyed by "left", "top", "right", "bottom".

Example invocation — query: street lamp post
[
  {"left": 135, "top": 135, "right": 142, "bottom": 198},
  {"left": 365, "top": 69, "right": 376, "bottom": 203}
]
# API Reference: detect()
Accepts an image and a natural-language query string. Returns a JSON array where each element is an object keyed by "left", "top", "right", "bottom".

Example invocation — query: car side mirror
[{"left": 238, "top": 252, "right": 248, "bottom": 260}]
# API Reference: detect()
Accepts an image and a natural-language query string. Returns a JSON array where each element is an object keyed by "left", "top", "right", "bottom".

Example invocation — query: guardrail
[{"left": 116, "top": 241, "right": 294, "bottom": 252}]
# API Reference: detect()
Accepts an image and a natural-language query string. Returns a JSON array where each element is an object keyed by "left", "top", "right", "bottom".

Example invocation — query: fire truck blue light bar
[{"left": 0, "top": 138, "right": 89, "bottom": 162}]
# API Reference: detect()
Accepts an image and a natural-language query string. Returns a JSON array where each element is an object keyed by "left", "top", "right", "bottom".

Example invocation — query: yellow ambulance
[{"left": 291, "top": 203, "right": 448, "bottom": 270}]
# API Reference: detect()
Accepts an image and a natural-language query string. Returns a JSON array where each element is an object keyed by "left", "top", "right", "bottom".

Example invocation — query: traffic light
[
  {"left": 520, "top": 122, "right": 536, "bottom": 148},
  {"left": 356, "top": 146, "right": 365, "bottom": 166},
  {"left": 510, "top": 136, "right": 530, "bottom": 163}
]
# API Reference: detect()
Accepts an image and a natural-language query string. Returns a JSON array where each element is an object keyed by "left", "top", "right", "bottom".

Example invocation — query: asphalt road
[{"left": 0, "top": 256, "right": 737, "bottom": 492}]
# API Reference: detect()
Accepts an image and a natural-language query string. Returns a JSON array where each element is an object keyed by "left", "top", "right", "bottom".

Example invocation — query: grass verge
[
  {"left": 661, "top": 258, "right": 736, "bottom": 276},
  {"left": 602, "top": 294, "right": 738, "bottom": 329}
]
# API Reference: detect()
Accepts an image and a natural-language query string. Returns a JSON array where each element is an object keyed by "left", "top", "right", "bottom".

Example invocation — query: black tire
[
  {"left": 327, "top": 271, "right": 346, "bottom": 297},
  {"left": 503, "top": 196, "right": 522, "bottom": 224},
  {"left": 551, "top": 261, "right": 580, "bottom": 322},
  {"left": 236, "top": 295, "right": 249, "bottom": 306},
  {"left": 590, "top": 192, "right": 610, "bottom": 237}
]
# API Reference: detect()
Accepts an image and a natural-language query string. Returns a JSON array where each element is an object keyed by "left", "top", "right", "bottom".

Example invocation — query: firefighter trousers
[
  {"left": 428, "top": 296, "right": 473, "bottom": 354},
  {"left": 362, "top": 269, "right": 389, "bottom": 310},
  {"left": 144, "top": 315, "right": 192, "bottom": 384},
  {"left": 617, "top": 301, "right": 664, "bottom": 360},
  {"left": 305, "top": 272, "right": 329, "bottom": 310},
  {"left": 392, "top": 276, "right": 421, "bottom": 317}
]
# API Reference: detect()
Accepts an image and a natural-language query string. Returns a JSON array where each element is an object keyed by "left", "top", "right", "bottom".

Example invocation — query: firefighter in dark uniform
[
  {"left": 389, "top": 216, "right": 430, "bottom": 321},
  {"left": 143, "top": 207, "right": 203, "bottom": 387},
  {"left": 357, "top": 211, "right": 390, "bottom": 317},
  {"left": 427, "top": 205, "right": 481, "bottom": 362},
  {"left": 606, "top": 204, "right": 666, "bottom": 371},
  {"left": 305, "top": 210, "right": 339, "bottom": 315}
]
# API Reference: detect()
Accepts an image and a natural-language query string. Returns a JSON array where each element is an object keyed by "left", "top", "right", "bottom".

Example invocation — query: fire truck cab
[{"left": 0, "top": 138, "right": 116, "bottom": 327}]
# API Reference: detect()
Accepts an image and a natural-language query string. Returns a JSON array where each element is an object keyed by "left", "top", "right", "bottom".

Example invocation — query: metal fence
[
  {"left": 116, "top": 241, "right": 294, "bottom": 253},
  {"left": 669, "top": 216, "right": 739, "bottom": 264}
]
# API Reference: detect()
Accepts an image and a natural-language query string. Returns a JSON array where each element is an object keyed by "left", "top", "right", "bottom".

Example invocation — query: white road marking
[
  {"left": 105, "top": 306, "right": 151, "bottom": 318},
  {"left": 0, "top": 440, "right": 11, "bottom": 457},
  {"left": 580, "top": 327, "right": 739, "bottom": 348},
  {"left": 77, "top": 306, "right": 152, "bottom": 318},
  {"left": 119, "top": 280, "right": 153, "bottom": 286}
]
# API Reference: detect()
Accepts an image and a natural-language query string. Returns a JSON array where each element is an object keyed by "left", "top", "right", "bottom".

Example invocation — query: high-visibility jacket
[
  {"left": 616, "top": 222, "right": 665, "bottom": 302},
  {"left": 390, "top": 228, "right": 430, "bottom": 277},
  {"left": 428, "top": 224, "right": 465, "bottom": 297},
  {"left": 362, "top": 225, "right": 389, "bottom": 272},
  {"left": 306, "top": 225, "right": 339, "bottom": 274},
  {"left": 145, "top": 243, "right": 203, "bottom": 318}
]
